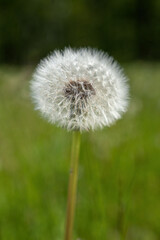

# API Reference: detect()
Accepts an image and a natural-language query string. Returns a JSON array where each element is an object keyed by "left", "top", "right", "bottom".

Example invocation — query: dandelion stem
[{"left": 65, "top": 131, "right": 81, "bottom": 240}]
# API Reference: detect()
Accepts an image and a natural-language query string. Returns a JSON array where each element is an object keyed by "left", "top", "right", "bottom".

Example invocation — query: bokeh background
[{"left": 0, "top": 1, "right": 160, "bottom": 240}]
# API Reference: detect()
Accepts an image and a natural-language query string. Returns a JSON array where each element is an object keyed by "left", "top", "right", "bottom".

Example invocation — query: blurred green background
[
  {"left": 0, "top": 0, "right": 160, "bottom": 240},
  {"left": 0, "top": 0, "right": 160, "bottom": 64}
]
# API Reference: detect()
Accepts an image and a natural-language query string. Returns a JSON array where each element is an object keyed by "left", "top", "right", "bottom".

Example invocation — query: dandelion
[
  {"left": 31, "top": 48, "right": 129, "bottom": 240},
  {"left": 31, "top": 48, "right": 128, "bottom": 132}
]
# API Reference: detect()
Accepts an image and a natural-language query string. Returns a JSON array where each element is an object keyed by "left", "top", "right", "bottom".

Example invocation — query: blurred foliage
[
  {"left": 0, "top": 63, "right": 160, "bottom": 239},
  {"left": 0, "top": 0, "right": 160, "bottom": 64}
]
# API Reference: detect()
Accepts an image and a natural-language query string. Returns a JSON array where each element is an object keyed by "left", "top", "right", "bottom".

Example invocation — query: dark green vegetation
[
  {"left": 0, "top": 63, "right": 160, "bottom": 239},
  {"left": 1, "top": 0, "right": 160, "bottom": 64}
]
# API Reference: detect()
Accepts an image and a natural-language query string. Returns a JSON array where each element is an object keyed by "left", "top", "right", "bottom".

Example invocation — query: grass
[{"left": 0, "top": 62, "right": 160, "bottom": 240}]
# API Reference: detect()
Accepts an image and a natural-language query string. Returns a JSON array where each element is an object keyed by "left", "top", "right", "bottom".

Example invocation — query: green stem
[{"left": 64, "top": 131, "right": 81, "bottom": 240}]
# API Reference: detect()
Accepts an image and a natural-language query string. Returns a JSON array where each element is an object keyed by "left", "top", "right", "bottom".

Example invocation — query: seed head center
[{"left": 64, "top": 80, "right": 95, "bottom": 101}]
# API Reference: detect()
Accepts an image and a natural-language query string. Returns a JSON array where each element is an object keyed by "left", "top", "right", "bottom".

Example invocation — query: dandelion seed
[{"left": 31, "top": 48, "right": 129, "bottom": 131}]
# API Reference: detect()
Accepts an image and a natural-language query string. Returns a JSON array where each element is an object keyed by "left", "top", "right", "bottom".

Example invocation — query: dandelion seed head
[{"left": 31, "top": 48, "right": 129, "bottom": 131}]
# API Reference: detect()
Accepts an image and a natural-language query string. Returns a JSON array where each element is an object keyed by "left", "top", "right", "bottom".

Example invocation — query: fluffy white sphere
[{"left": 31, "top": 48, "right": 129, "bottom": 131}]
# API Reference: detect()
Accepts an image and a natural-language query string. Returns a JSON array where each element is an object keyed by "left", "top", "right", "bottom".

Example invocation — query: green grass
[{"left": 0, "top": 62, "right": 160, "bottom": 240}]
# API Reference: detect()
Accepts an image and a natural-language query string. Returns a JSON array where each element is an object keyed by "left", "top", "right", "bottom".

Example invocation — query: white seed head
[{"left": 30, "top": 48, "right": 129, "bottom": 131}]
